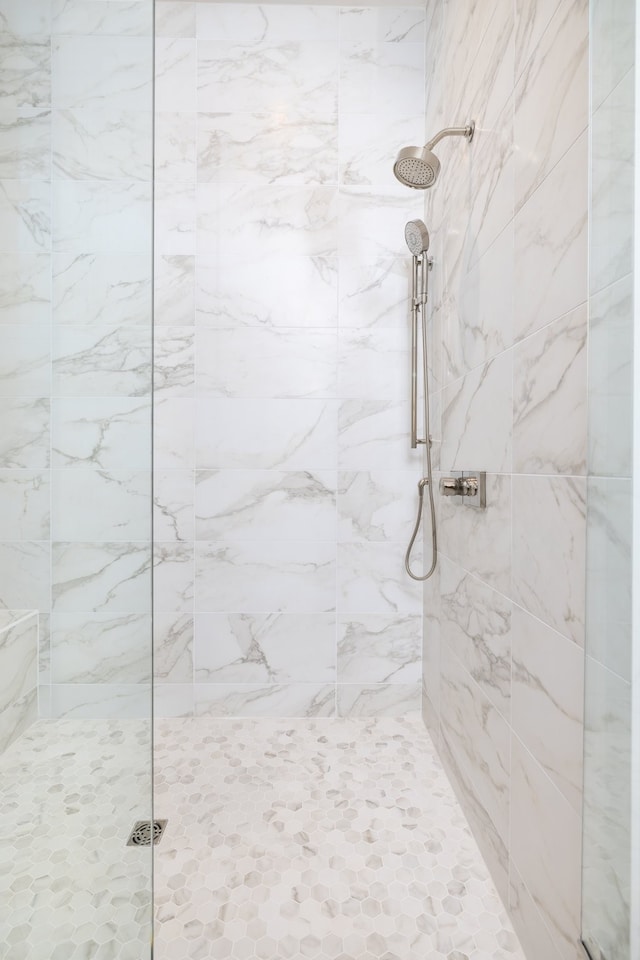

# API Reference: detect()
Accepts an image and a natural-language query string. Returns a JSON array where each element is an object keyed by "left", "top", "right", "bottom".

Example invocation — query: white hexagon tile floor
[
  {"left": 0, "top": 719, "right": 153, "bottom": 960},
  {"left": 154, "top": 716, "right": 527, "bottom": 960}
]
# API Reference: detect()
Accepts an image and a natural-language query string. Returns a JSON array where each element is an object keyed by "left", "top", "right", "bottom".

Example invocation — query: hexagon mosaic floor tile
[
  {"left": 0, "top": 719, "right": 153, "bottom": 960},
  {"left": 154, "top": 717, "right": 526, "bottom": 960}
]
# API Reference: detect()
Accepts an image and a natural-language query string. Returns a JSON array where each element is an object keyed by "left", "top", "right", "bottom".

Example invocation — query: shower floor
[
  {"left": 0, "top": 719, "right": 152, "bottom": 960},
  {"left": 154, "top": 716, "right": 526, "bottom": 960}
]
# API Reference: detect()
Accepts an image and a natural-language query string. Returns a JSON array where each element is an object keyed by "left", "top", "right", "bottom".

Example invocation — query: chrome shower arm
[{"left": 425, "top": 123, "right": 475, "bottom": 150}]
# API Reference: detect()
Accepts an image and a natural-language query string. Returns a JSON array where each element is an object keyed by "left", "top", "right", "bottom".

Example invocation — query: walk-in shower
[{"left": 394, "top": 122, "right": 475, "bottom": 189}]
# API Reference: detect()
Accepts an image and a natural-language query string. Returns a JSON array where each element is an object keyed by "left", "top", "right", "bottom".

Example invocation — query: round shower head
[
  {"left": 405, "top": 219, "right": 430, "bottom": 256},
  {"left": 394, "top": 145, "right": 441, "bottom": 189}
]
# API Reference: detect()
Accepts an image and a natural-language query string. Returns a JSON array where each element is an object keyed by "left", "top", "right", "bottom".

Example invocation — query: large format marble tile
[
  {"left": 0, "top": 38, "right": 50, "bottom": 110},
  {"left": 438, "top": 473, "right": 511, "bottom": 596},
  {"left": 153, "top": 612, "right": 193, "bottom": 683},
  {"left": 0, "top": 253, "right": 51, "bottom": 324},
  {"left": 590, "top": 0, "right": 635, "bottom": 111},
  {"left": 509, "top": 863, "right": 565, "bottom": 960},
  {"left": 154, "top": 181, "right": 196, "bottom": 256},
  {"left": 196, "top": 4, "right": 338, "bottom": 43},
  {"left": 50, "top": 613, "right": 151, "bottom": 684},
  {"left": 337, "top": 469, "right": 417, "bottom": 543},
  {"left": 0, "top": 106, "right": 51, "bottom": 180},
  {"left": 52, "top": 397, "right": 151, "bottom": 470},
  {"left": 153, "top": 326, "right": 194, "bottom": 398},
  {"left": 155, "top": 254, "right": 194, "bottom": 326},
  {"left": 51, "top": 470, "right": 151, "bottom": 541},
  {"left": 337, "top": 257, "right": 409, "bottom": 329},
  {"left": 338, "top": 541, "right": 422, "bottom": 615},
  {"left": 153, "top": 469, "right": 194, "bottom": 542},
  {"left": 0, "top": 399, "right": 50, "bottom": 469},
  {"left": 195, "top": 683, "right": 336, "bottom": 718},
  {"left": 338, "top": 398, "right": 420, "bottom": 472},
  {"left": 441, "top": 349, "right": 513, "bottom": 474},
  {"left": 590, "top": 68, "right": 634, "bottom": 295},
  {"left": 53, "top": 106, "right": 152, "bottom": 181},
  {"left": 339, "top": 39, "right": 424, "bottom": 116},
  {"left": 338, "top": 187, "right": 418, "bottom": 260},
  {"left": 0, "top": 542, "right": 50, "bottom": 612},
  {"left": 154, "top": 112, "right": 196, "bottom": 184},
  {"left": 512, "top": 303, "right": 587, "bottom": 475},
  {"left": 443, "top": 222, "right": 514, "bottom": 382},
  {"left": 337, "top": 682, "right": 421, "bottom": 717},
  {"left": 196, "top": 399, "right": 336, "bottom": 471},
  {"left": 197, "top": 327, "right": 336, "bottom": 399},
  {"left": 197, "top": 39, "right": 338, "bottom": 119},
  {"left": 588, "top": 274, "right": 633, "bottom": 478},
  {"left": 196, "top": 254, "right": 337, "bottom": 328},
  {"left": 0, "top": 181, "right": 50, "bottom": 252},
  {"left": 439, "top": 558, "right": 511, "bottom": 718},
  {"left": 0, "top": 471, "right": 50, "bottom": 540},
  {"left": 440, "top": 645, "right": 510, "bottom": 848},
  {"left": 514, "top": 0, "right": 588, "bottom": 210},
  {"left": 511, "top": 606, "right": 584, "bottom": 813},
  {"left": 155, "top": 37, "right": 196, "bottom": 113},
  {"left": 511, "top": 737, "right": 582, "bottom": 960},
  {"left": 337, "top": 328, "right": 409, "bottom": 401},
  {"left": 198, "top": 111, "right": 338, "bottom": 187},
  {"left": 194, "top": 612, "right": 335, "bottom": 683},
  {"left": 195, "top": 541, "right": 336, "bottom": 614},
  {"left": 582, "top": 655, "right": 632, "bottom": 960},
  {"left": 52, "top": 325, "right": 152, "bottom": 397},
  {"left": 512, "top": 474, "right": 586, "bottom": 645},
  {"left": 197, "top": 184, "right": 338, "bottom": 260},
  {"left": 155, "top": 1, "right": 195, "bottom": 39},
  {"left": 153, "top": 397, "right": 194, "bottom": 470},
  {"left": 52, "top": 181, "right": 152, "bottom": 255},
  {"left": 0, "top": 612, "right": 38, "bottom": 754},
  {"left": 586, "top": 477, "right": 632, "bottom": 681},
  {"left": 195, "top": 469, "right": 336, "bottom": 542},
  {"left": 153, "top": 542, "right": 194, "bottom": 614},
  {"left": 0, "top": 325, "right": 50, "bottom": 398},
  {"left": 53, "top": 253, "right": 152, "bottom": 326},
  {"left": 340, "top": 113, "right": 422, "bottom": 187},
  {"left": 514, "top": 131, "right": 587, "bottom": 341},
  {"left": 52, "top": 36, "right": 152, "bottom": 111},
  {"left": 337, "top": 614, "right": 421, "bottom": 683},
  {"left": 50, "top": 683, "right": 151, "bottom": 719},
  {"left": 0, "top": 0, "right": 51, "bottom": 35},
  {"left": 52, "top": 542, "right": 152, "bottom": 614},
  {"left": 52, "top": 0, "right": 152, "bottom": 37}
]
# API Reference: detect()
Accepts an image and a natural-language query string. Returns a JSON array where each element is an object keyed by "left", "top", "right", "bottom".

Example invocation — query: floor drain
[{"left": 126, "top": 819, "right": 168, "bottom": 847}]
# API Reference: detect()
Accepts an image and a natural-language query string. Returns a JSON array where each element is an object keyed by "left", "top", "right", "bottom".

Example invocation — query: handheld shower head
[
  {"left": 405, "top": 219, "right": 430, "bottom": 256},
  {"left": 393, "top": 122, "right": 475, "bottom": 189}
]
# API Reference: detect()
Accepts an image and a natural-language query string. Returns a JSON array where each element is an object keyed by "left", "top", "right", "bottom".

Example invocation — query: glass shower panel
[
  {"left": 582, "top": 0, "right": 636, "bottom": 958},
  {"left": 0, "top": 0, "right": 155, "bottom": 955}
]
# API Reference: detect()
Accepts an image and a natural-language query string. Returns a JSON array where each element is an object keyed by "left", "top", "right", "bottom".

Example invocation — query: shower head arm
[{"left": 425, "top": 123, "right": 475, "bottom": 151}]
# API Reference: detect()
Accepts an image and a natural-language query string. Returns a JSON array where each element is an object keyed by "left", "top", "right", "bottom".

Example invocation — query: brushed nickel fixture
[
  {"left": 439, "top": 471, "right": 486, "bottom": 508},
  {"left": 404, "top": 219, "right": 437, "bottom": 582},
  {"left": 394, "top": 122, "right": 475, "bottom": 189},
  {"left": 126, "top": 819, "right": 168, "bottom": 846}
]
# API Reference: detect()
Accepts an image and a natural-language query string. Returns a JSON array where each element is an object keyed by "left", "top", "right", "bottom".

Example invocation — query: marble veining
[{"left": 155, "top": 715, "right": 526, "bottom": 959}]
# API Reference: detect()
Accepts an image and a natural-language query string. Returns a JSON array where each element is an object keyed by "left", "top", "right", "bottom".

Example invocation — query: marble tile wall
[
  {"left": 582, "top": 0, "right": 636, "bottom": 957},
  {"left": 153, "top": 1, "right": 427, "bottom": 719},
  {"left": 0, "top": 0, "right": 155, "bottom": 719},
  {"left": 0, "top": 610, "right": 39, "bottom": 753},
  {"left": 421, "top": 2, "right": 589, "bottom": 959}
]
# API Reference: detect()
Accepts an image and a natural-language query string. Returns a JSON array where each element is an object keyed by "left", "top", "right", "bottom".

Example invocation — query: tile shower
[{"left": 0, "top": 1, "right": 635, "bottom": 959}]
